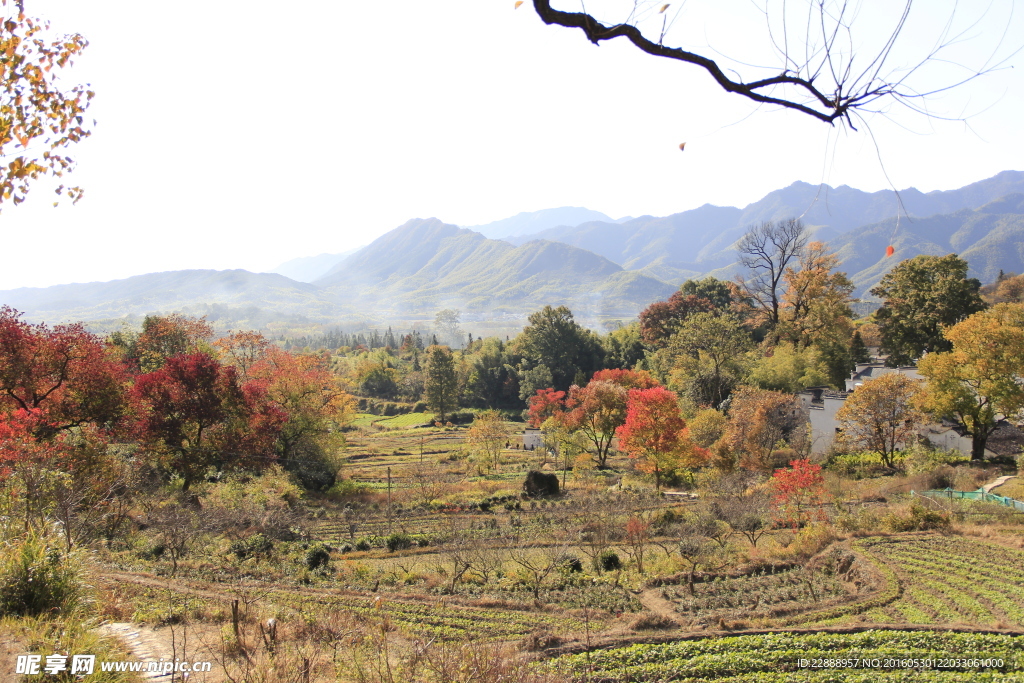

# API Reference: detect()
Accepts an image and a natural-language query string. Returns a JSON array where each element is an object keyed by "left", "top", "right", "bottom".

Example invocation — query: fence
[{"left": 913, "top": 487, "right": 1024, "bottom": 512}]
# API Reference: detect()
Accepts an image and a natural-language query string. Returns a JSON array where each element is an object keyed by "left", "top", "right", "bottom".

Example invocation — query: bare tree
[
  {"left": 528, "top": 0, "right": 1019, "bottom": 128},
  {"left": 709, "top": 491, "right": 771, "bottom": 548},
  {"left": 437, "top": 517, "right": 477, "bottom": 594},
  {"left": 737, "top": 219, "right": 808, "bottom": 330},
  {"left": 672, "top": 513, "right": 733, "bottom": 595}
]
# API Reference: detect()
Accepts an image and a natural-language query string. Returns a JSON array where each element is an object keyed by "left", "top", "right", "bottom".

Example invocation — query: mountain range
[{"left": 4, "top": 170, "right": 1024, "bottom": 331}]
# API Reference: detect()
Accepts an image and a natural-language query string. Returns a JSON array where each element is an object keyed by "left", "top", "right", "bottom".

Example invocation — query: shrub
[
  {"left": 0, "top": 533, "right": 86, "bottom": 617},
  {"left": 597, "top": 550, "right": 622, "bottom": 572},
  {"left": 902, "top": 445, "right": 969, "bottom": 475},
  {"left": 883, "top": 502, "right": 951, "bottom": 532},
  {"left": 385, "top": 533, "right": 413, "bottom": 553},
  {"left": 230, "top": 533, "right": 274, "bottom": 560},
  {"left": 304, "top": 543, "right": 331, "bottom": 571},
  {"left": 523, "top": 471, "right": 559, "bottom": 498},
  {"left": 561, "top": 556, "right": 583, "bottom": 573},
  {"left": 355, "top": 539, "right": 371, "bottom": 552}
]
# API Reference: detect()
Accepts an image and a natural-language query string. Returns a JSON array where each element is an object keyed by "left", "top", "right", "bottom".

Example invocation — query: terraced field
[
  {"left": 546, "top": 630, "right": 1024, "bottom": 682},
  {"left": 844, "top": 536, "right": 1024, "bottom": 628},
  {"left": 263, "top": 589, "right": 594, "bottom": 642},
  {"left": 660, "top": 564, "right": 851, "bottom": 626}
]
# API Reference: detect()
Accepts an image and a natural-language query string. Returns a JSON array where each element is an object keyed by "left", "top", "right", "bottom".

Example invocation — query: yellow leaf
[
  {"left": 515, "top": 1, "right": 524, "bottom": 7},
  {"left": 659, "top": 4, "right": 670, "bottom": 12}
]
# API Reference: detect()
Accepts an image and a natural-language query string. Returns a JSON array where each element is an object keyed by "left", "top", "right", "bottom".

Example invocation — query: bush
[
  {"left": 230, "top": 533, "right": 274, "bottom": 560},
  {"left": 355, "top": 539, "right": 372, "bottom": 552},
  {"left": 597, "top": 550, "right": 622, "bottom": 572},
  {"left": 385, "top": 533, "right": 413, "bottom": 553},
  {"left": 304, "top": 543, "right": 331, "bottom": 571},
  {"left": 561, "top": 556, "right": 583, "bottom": 573},
  {"left": 828, "top": 451, "right": 896, "bottom": 479},
  {"left": 883, "top": 502, "right": 951, "bottom": 532},
  {"left": 523, "top": 471, "right": 559, "bottom": 498},
  {"left": 0, "top": 533, "right": 86, "bottom": 617},
  {"left": 902, "top": 445, "right": 969, "bottom": 475}
]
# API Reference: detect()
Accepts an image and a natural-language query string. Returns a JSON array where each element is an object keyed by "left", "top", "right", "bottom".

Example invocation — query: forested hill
[{"left": 3, "top": 171, "right": 1024, "bottom": 328}]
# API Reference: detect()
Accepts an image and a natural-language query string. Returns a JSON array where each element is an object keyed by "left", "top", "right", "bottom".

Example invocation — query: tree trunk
[{"left": 971, "top": 433, "right": 988, "bottom": 461}]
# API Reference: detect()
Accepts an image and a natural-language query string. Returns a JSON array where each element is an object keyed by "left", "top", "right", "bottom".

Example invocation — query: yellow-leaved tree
[
  {"left": 835, "top": 373, "right": 923, "bottom": 468},
  {"left": 1, "top": 0, "right": 93, "bottom": 208},
  {"left": 917, "top": 303, "right": 1024, "bottom": 461}
]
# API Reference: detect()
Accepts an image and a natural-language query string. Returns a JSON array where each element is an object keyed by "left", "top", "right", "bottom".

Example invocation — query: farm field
[
  {"left": 545, "top": 630, "right": 1024, "bottom": 682},
  {"left": 826, "top": 535, "right": 1024, "bottom": 629}
]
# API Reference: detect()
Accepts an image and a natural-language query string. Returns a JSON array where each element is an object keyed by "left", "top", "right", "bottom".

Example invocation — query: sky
[{"left": 1, "top": 0, "right": 1022, "bottom": 290}]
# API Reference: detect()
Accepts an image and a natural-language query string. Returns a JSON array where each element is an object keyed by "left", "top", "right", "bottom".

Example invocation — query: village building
[{"left": 801, "top": 362, "right": 1024, "bottom": 459}]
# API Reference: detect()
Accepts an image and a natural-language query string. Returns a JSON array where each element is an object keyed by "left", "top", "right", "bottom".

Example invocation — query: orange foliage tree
[
  {"left": 616, "top": 386, "right": 707, "bottom": 489},
  {"left": 770, "top": 459, "right": 827, "bottom": 528}
]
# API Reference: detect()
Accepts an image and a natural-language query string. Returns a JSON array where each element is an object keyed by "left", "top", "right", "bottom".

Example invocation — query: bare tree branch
[{"left": 530, "top": 0, "right": 1020, "bottom": 128}]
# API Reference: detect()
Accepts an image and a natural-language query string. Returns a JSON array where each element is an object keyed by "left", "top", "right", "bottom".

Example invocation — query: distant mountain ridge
[
  {"left": 503, "top": 170, "right": 1024, "bottom": 285},
  {"left": 462, "top": 207, "right": 620, "bottom": 239},
  {"left": 3, "top": 170, "right": 1024, "bottom": 329},
  {"left": 269, "top": 247, "right": 364, "bottom": 283}
]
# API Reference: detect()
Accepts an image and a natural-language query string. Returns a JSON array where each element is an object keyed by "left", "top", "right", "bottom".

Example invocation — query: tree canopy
[
  {"left": 917, "top": 303, "right": 1024, "bottom": 460},
  {"left": 871, "top": 254, "right": 985, "bottom": 366}
]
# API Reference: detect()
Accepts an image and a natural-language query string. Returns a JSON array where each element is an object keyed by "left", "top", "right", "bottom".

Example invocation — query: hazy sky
[{"left": 2, "top": 0, "right": 1022, "bottom": 290}]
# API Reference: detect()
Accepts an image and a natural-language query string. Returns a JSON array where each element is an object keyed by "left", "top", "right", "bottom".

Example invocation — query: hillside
[
  {"left": 831, "top": 194, "right": 1024, "bottom": 297},
  {"left": 4, "top": 171, "right": 1024, "bottom": 328},
  {"left": 0, "top": 270, "right": 331, "bottom": 327},
  {"left": 317, "top": 218, "right": 674, "bottom": 316}
]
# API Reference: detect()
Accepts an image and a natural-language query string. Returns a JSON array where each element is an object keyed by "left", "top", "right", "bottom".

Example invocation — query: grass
[{"left": 0, "top": 614, "right": 142, "bottom": 683}]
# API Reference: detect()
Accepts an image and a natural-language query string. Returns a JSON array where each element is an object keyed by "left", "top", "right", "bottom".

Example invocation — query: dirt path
[
  {"left": 96, "top": 623, "right": 180, "bottom": 680},
  {"left": 636, "top": 588, "right": 681, "bottom": 624},
  {"left": 983, "top": 475, "right": 1018, "bottom": 493}
]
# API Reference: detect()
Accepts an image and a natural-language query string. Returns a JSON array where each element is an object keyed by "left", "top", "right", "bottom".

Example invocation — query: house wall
[
  {"left": 523, "top": 429, "right": 543, "bottom": 450},
  {"left": 807, "top": 396, "right": 846, "bottom": 455}
]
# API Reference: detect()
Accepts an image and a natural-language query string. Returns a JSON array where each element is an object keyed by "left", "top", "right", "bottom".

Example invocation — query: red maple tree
[
  {"left": 770, "top": 459, "right": 827, "bottom": 528},
  {"left": 132, "top": 353, "right": 285, "bottom": 491},
  {"left": 616, "top": 386, "right": 706, "bottom": 489}
]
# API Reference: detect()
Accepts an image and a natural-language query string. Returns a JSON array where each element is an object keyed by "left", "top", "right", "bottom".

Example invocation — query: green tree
[
  {"left": 0, "top": 3, "right": 94, "bottom": 208},
  {"left": 660, "top": 312, "right": 753, "bottom": 407},
  {"left": 465, "top": 337, "right": 517, "bottom": 408},
  {"left": 871, "top": 254, "right": 986, "bottom": 366},
  {"left": 601, "top": 321, "right": 645, "bottom": 369},
  {"left": 746, "top": 342, "right": 829, "bottom": 394},
  {"left": 513, "top": 305, "right": 603, "bottom": 393},
  {"left": 424, "top": 345, "right": 459, "bottom": 422},
  {"left": 835, "top": 373, "right": 923, "bottom": 468},
  {"left": 917, "top": 303, "right": 1024, "bottom": 460},
  {"left": 680, "top": 277, "right": 735, "bottom": 310}
]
